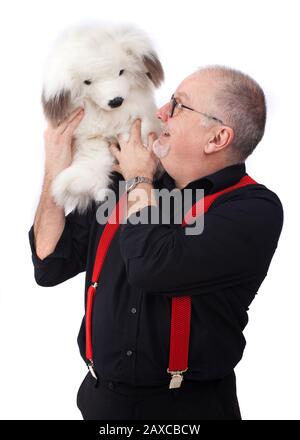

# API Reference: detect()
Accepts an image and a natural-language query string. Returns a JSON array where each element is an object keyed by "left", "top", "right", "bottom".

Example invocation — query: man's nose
[{"left": 156, "top": 102, "right": 170, "bottom": 122}]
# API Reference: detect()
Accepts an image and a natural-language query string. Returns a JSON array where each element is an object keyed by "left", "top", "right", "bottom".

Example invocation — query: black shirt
[{"left": 28, "top": 163, "right": 283, "bottom": 386}]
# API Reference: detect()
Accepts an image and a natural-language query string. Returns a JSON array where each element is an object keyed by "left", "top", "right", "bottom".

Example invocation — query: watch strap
[{"left": 126, "top": 176, "right": 153, "bottom": 192}]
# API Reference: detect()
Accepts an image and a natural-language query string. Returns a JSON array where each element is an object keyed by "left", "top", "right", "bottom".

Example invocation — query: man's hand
[
  {"left": 44, "top": 107, "right": 84, "bottom": 179},
  {"left": 33, "top": 107, "right": 84, "bottom": 260},
  {"left": 109, "top": 119, "right": 159, "bottom": 181}
]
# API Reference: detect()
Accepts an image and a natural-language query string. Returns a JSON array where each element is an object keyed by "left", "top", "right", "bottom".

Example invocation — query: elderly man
[{"left": 29, "top": 66, "right": 283, "bottom": 420}]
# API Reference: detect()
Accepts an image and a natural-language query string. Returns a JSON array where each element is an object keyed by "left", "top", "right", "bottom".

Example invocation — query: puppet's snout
[{"left": 108, "top": 97, "right": 124, "bottom": 108}]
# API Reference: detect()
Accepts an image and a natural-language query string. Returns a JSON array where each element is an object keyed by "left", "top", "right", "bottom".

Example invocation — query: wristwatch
[{"left": 125, "top": 176, "right": 153, "bottom": 192}]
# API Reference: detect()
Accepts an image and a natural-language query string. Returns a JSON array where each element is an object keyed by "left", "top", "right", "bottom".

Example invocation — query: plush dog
[{"left": 42, "top": 23, "right": 164, "bottom": 213}]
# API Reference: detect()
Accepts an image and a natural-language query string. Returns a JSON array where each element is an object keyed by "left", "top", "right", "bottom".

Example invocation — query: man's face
[{"left": 155, "top": 72, "right": 218, "bottom": 177}]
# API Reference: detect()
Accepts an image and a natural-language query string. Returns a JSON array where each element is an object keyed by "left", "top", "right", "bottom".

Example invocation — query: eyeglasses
[{"left": 168, "top": 94, "right": 224, "bottom": 124}]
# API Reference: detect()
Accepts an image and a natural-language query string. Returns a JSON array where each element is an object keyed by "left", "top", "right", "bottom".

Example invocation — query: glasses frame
[{"left": 168, "top": 94, "right": 224, "bottom": 124}]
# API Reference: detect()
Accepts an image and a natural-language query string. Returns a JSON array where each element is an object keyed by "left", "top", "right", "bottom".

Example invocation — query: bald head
[{"left": 191, "top": 66, "right": 267, "bottom": 161}]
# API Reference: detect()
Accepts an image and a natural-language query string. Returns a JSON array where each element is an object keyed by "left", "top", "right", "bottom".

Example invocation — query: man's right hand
[
  {"left": 44, "top": 107, "right": 84, "bottom": 179},
  {"left": 33, "top": 107, "right": 84, "bottom": 260}
]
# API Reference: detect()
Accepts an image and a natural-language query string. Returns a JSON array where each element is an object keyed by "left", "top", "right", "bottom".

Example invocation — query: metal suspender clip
[
  {"left": 167, "top": 369, "right": 188, "bottom": 389},
  {"left": 87, "top": 360, "right": 98, "bottom": 380}
]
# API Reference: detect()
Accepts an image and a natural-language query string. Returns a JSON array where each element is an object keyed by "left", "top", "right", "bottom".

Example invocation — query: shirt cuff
[{"left": 28, "top": 222, "right": 72, "bottom": 268}]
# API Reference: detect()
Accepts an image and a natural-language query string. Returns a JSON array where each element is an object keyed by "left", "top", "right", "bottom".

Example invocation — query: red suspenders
[{"left": 85, "top": 175, "right": 257, "bottom": 387}]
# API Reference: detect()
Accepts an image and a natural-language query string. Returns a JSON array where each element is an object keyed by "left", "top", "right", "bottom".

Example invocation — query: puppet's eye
[
  {"left": 119, "top": 70, "right": 124, "bottom": 76},
  {"left": 84, "top": 80, "right": 92, "bottom": 85}
]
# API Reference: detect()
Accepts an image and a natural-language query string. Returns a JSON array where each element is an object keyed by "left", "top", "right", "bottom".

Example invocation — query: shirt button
[
  {"left": 126, "top": 350, "right": 133, "bottom": 357},
  {"left": 131, "top": 307, "right": 137, "bottom": 314}
]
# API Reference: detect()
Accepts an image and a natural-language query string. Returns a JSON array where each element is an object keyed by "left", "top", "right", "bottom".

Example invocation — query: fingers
[
  {"left": 44, "top": 106, "right": 85, "bottom": 147},
  {"left": 129, "top": 118, "right": 142, "bottom": 142},
  {"left": 60, "top": 107, "right": 85, "bottom": 136},
  {"left": 46, "top": 106, "right": 82, "bottom": 134},
  {"left": 117, "top": 133, "right": 125, "bottom": 150},
  {"left": 60, "top": 106, "right": 84, "bottom": 125},
  {"left": 147, "top": 132, "right": 158, "bottom": 149},
  {"left": 117, "top": 128, "right": 157, "bottom": 152},
  {"left": 109, "top": 143, "right": 121, "bottom": 162}
]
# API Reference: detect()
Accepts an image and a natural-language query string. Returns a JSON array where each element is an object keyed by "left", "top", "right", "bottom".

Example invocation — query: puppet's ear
[
  {"left": 116, "top": 25, "right": 164, "bottom": 88},
  {"left": 143, "top": 52, "right": 164, "bottom": 88},
  {"left": 41, "top": 89, "right": 72, "bottom": 126}
]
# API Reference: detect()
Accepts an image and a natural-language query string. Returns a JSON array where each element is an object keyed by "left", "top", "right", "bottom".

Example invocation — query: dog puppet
[{"left": 42, "top": 23, "right": 164, "bottom": 213}]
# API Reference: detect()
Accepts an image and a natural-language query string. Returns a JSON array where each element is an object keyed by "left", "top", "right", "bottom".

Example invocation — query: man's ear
[
  {"left": 143, "top": 52, "right": 164, "bottom": 88},
  {"left": 41, "top": 89, "right": 72, "bottom": 127},
  {"left": 204, "top": 126, "right": 235, "bottom": 154}
]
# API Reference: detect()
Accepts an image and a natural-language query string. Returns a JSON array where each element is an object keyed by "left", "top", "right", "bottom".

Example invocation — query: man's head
[{"left": 155, "top": 66, "right": 266, "bottom": 187}]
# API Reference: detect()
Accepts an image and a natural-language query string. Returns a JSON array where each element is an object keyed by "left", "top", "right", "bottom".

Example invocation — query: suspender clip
[
  {"left": 167, "top": 369, "right": 188, "bottom": 389},
  {"left": 87, "top": 360, "right": 98, "bottom": 380}
]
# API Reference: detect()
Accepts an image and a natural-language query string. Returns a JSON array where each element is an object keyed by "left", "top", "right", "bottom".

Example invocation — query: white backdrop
[{"left": 0, "top": 0, "right": 299, "bottom": 420}]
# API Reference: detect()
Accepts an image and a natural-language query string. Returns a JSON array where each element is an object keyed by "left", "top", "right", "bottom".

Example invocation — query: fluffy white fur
[{"left": 42, "top": 23, "right": 164, "bottom": 214}]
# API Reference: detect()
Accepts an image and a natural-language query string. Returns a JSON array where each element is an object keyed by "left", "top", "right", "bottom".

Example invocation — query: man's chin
[{"left": 152, "top": 139, "right": 171, "bottom": 159}]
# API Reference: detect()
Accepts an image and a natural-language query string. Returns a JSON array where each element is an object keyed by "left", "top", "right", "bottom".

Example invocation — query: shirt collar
[{"left": 159, "top": 163, "right": 246, "bottom": 195}]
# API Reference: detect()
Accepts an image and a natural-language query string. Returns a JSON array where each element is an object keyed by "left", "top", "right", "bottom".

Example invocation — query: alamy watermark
[{"left": 96, "top": 182, "right": 205, "bottom": 236}]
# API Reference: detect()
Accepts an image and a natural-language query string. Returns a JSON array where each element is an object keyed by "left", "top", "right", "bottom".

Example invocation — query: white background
[{"left": 0, "top": 0, "right": 299, "bottom": 420}]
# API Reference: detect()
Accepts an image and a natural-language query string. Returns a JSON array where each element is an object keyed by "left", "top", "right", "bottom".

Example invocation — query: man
[{"left": 29, "top": 66, "right": 283, "bottom": 420}]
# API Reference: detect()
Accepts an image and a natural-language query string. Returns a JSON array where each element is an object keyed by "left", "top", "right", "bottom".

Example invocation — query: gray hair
[{"left": 197, "top": 65, "right": 267, "bottom": 162}]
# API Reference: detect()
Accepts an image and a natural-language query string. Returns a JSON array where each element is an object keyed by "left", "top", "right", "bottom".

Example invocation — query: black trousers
[{"left": 76, "top": 370, "right": 241, "bottom": 420}]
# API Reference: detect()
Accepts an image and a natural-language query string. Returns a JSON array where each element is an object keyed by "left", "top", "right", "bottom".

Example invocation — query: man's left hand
[{"left": 109, "top": 119, "right": 159, "bottom": 181}]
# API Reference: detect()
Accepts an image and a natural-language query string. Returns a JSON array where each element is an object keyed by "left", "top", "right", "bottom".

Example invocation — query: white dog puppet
[{"left": 42, "top": 24, "right": 164, "bottom": 214}]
